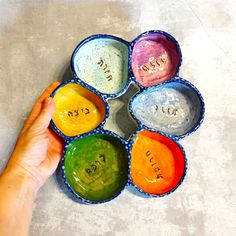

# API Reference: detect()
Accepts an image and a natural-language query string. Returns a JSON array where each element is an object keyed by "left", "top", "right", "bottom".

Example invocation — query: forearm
[
  {"left": 0, "top": 168, "right": 38, "bottom": 236},
  {"left": 0, "top": 82, "right": 62, "bottom": 236}
]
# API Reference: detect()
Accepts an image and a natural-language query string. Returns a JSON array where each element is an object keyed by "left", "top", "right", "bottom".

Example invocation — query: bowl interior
[
  {"left": 131, "top": 33, "right": 181, "bottom": 87},
  {"left": 64, "top": 134, "right": 128, "bottom": 202},
  {"left": 130, "top": 130, "right": 186, "bottom": 195},
  {"left": 52, "top": 83, "right": 106, "bottom": 137},
  {"left": 131, "top": 81, "right": 202, "bottom": 137},
  {"left": 72, "top": 37, "right": 129, "bottom": 94}
]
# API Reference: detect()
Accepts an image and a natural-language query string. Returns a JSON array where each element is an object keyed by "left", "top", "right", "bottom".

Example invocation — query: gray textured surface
[{"left": 0, "top": 0, "right": 236, "bottom": 235}]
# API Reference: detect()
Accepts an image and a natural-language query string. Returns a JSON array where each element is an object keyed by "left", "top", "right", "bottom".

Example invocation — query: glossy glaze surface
[
  {"left": 132, "top": 33, "right": 180, "bottom": 87},
  {"left": 73, "top": 38, "right": 129, "bottom": 94},
  {"left": 52, "top": 83, "right": 106, "bottom": 136},
  {"left": 131, "top": 130, "right": 185, "bottom": 195},
  {"left": 131, "top": 82, "right": 202, "bottom": 136},
  {"left": 64, "top": 134, "right": 128, "bottom": 201}
]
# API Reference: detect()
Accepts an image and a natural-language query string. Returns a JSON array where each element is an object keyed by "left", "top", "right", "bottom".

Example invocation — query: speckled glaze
[
  {"left": 64, "top": 132, "right": 128, "bottom": 202},
  {"left": 52, "top": 82, "right": 106, "bottom": 137},
  {"left": 50, "top": 30, "right": 205, "bottom": 204},
  {"left": 131, "top": 32, "right": 181, "bottom": 87},
  {"left": 128, "top": 128, "right": 187, "bottom": 197},
  {"left": 72, "top": 37, "right": 129, "bottom": 94},
  {"left": 130, "top": 79, "right": 204, "bottom": 137},
  {"left": 60, "top": 130, "right": 130, "bottom": 204}
]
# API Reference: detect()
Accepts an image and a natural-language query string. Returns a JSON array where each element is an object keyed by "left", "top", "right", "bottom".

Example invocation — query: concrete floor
[{"left": 0, "top": 0, "right": 236, "bottom": 235}]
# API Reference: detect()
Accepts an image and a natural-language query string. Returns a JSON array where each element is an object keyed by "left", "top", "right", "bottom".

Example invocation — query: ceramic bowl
[{"left": 50, "top": 30, "right": 205, "bottom": 204}]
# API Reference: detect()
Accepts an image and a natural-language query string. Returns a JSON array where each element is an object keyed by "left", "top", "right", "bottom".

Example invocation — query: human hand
[{"left": 4, "top": 81, "right": 64, "bottom": 192}]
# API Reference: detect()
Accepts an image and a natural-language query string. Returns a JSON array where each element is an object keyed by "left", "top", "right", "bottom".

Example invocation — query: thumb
[{"left": 31, "top": 97, "right": 55, "bottom": 131}]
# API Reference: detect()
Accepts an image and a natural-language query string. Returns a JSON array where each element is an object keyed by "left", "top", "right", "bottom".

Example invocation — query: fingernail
[{"left": 45, "top": 97, "right": 52, "bottom": 106}]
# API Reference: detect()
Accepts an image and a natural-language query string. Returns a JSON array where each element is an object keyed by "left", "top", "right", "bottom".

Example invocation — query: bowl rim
[
  {"left": 127, "top": 127, "right": 188, "bottom": 197},
  {"left": 61, "top": 129, "right": 130, "bottom": 204},
  {"left": 50, "top": 78, "right": 110, "bottom": 140},
  {"left": 128, "top": 76, "right": 205, "bottom": 140},
  {"left": 70, "top": 34, "right": 132, "bottom": 98},
  {"left": 129, "top": 30, "right": 183, "bottom": 88}
]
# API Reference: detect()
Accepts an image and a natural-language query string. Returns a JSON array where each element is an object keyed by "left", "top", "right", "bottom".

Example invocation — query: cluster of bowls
[{"left": 50, "top": 30, "right": 205, "bottom": 204}]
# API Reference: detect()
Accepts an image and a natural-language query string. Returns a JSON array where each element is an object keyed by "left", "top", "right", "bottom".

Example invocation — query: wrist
[
  {"left": 0, "top": 166, "right": 39, "bottom": 200},
  {"left": 0, "top": 166, "right": 37, "bottom": 236}
]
